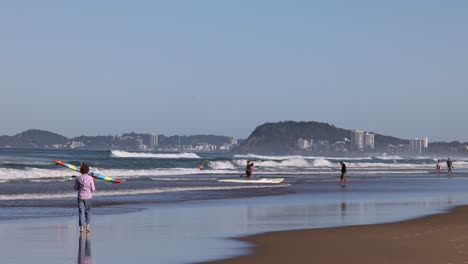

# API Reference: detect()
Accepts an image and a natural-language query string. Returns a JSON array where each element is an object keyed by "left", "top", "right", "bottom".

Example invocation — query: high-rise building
[
  {"left": 364, "top": 133, "right": 375, "bottom": 151},
  {"left": 351, "top": 130, "right": 364, "bottom": 152},
  {"left": 423, "top": 137, "right": 429, "bottom": 149},
  {"left": 149, "top": 132, "right": 158, "bottom": 150},
  {"left": 409, "top": 139, "right": 424, "bottom": 154}
]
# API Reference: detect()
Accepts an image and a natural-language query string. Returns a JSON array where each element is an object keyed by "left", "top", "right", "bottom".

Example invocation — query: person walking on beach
[
  {"left": 447, "top": 158, "right": 453, "bottom": 175},
  {"left": 339, "top": 162, "right": 348, "bottom": 186},
  {"left": 436, "top": 159, "right": 441, "bottom": 175},
  {"left": 74, "top": 163, "right": 95, "bottom": 233}
]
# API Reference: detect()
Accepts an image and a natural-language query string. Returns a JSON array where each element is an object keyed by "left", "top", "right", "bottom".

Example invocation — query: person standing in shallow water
[
  {"left": 339, "top": 162, "right": 348, "bottom": 186},
  {"left": 241, "top": 160, "right": 251, "bottom": 178},
  {"left": 436, "top": 159, "right": 441, "bottom": 175},
  {"left": 74, "top": 163, "right": 95, "bottom": 233},
  {"left": 447, "top": 158, "right": 453, "bottom": 175},
  {"left": 247, "top": 162, "right": 255, "bottom": 180}
]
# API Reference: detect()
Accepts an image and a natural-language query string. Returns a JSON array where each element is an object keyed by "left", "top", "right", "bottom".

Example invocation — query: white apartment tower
[
  {"left": 351, "top": 130, "right": 364, "bottom": 152},
  {"left": 364, "top": 132, "right": 375, "bottom": 151},
  {"left": 409, "top": 139, "right": 424, "bottom": 154},
  {"left": 149, "top": 132, "right": 158, "bottom": 150},
  {"left": 423, "top": 137, "right": 429, "bottom": 149}
]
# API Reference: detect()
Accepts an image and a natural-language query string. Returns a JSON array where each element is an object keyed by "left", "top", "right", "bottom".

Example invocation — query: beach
[{"left": 205, "top": 205, "right": 468, "bottom": 264}]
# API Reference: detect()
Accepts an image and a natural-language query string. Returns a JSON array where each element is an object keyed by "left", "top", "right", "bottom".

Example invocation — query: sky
[{"left": 1, "top": 1, "right": 467, "bottom": 141}]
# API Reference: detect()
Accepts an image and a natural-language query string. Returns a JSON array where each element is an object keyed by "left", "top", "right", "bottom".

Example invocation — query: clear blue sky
[{"left": 1, "top": 1, "right": 467, "bottom": 141}]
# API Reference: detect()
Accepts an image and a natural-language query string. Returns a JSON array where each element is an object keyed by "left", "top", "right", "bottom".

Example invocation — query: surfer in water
[
  {"left": 338, "top": 162, "right": 348, "bottom": 186},
  {"left": 74, "top": 163, "right": 95, "bottom": 233},
  {"left": 198, "top": 162, "right": 204, "bottom": 170}
]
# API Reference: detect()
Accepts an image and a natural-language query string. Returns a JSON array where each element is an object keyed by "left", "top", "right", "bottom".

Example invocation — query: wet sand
[{"left": 205, "top": 205, "right": 468, "bottom": 264}]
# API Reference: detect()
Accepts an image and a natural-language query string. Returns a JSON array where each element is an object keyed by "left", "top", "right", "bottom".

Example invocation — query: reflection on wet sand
[{"left": 78, "top": 233, "right": 93, "bottom": 264}]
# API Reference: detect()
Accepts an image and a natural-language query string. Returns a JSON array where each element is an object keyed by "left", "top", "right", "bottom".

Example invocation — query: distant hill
[
  {"left": 0, "top": 125, "right": 466, "bottom": 155},
  {"left": 0, "top": 129, "right": 68, "bottom": 148},
  {"left": 0, "top": 130, "right": 234, "bottom": 150},
  {"left": 234, "top": 121, "right": 409, "bottom": 154}
]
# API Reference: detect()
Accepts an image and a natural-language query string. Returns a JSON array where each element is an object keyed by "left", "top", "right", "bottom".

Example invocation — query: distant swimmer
[
  {"left": 436, "top": 159, "right": 441, "bottom": 175},
  {"left": 338, "top": 162, "right": 348, "bottom": 186},
  {"left": 198, "top": 162, "right": 204, "bottom": 170},
  {"left": 447, "top": 158, "right": 453, "bottom": 175}
]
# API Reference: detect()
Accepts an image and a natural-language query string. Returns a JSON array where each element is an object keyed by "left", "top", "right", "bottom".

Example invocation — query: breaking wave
[
  {"left": 110, "top": 150, "right": 201, "bottom": 159},
  {"left": 0, "top": 184, "right": 290, "bottom": 201}
]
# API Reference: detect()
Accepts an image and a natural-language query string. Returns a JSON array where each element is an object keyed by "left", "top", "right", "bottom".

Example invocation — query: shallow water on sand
[{"left": 2, "top": 177, "right": 468, "bottom": 264}]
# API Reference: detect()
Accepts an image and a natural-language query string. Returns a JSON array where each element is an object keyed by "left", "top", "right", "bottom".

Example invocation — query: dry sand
[{"left": 204, "top": 205, "right": 468, "bottom": 264}]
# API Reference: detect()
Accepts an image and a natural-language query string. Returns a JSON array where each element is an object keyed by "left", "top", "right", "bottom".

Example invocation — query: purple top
[{"left": 74, "top": 174, "right": 96, "bottom": 200}]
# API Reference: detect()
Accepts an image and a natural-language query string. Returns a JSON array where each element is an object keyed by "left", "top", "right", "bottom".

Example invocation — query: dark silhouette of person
[
  {"left": 339, "top": 162, "right": 348, "bottom": 186},
  {"left": 247, "top": 162, "right": 255, "bottom": 180},
  {"left": 447, "top": 158, "right": 453, "bottom": 175},
  {"left": 241, "top": 160, "right": 252, "bottom": 178}
]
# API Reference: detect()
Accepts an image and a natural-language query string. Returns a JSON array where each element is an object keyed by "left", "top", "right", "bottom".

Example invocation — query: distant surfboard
[
  {"left": 54, "top": 160, "right": 121, "bottom": 184},
  {"left": 218, "top": 178, "right": 284, "bottom": 184}
]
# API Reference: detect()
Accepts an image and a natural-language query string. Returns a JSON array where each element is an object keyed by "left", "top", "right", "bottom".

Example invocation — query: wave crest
[{"left": 110, "top": 150, "right": 200, "bottom": 159}]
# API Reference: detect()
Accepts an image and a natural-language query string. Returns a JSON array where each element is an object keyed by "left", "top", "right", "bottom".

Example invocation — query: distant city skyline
[{"left": 1, "top": 1, "right": 467, "bottom": 141}]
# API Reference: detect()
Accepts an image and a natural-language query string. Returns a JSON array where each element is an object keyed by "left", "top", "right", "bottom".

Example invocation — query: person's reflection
[
  {"left": 78, "top": 232, "right": 93, "bottom": 264},
  {"left": 341, "top": 202, "right": 347, "bottom": 217}
]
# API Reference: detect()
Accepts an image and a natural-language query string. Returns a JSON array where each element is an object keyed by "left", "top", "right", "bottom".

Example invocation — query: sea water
[
  {"left": 0, "top": 148, "right": 467, "bottom": 219},
  {"left": 1, "top": 149, "right": 468, "bottom": 263}
]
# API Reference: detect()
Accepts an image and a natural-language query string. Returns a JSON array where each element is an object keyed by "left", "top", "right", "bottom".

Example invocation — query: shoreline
[{"left": 202, "top": 204, "right": 468, "bottom": 264}]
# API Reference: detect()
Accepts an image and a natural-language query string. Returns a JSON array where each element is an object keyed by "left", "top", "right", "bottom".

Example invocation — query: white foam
[
  {"left": 110, "top": 150, "right": 201, "bottom": 159},
  {"left": 374, "top": 154, "right": 403, "bottom": 160},
  {"left": 235, "top": 154, "right": 375, "bottom": 161},
  {"left": 1, "top": 159, "right": 467, "bottom": 181},
  {"left": 0, "top": 184, "right": 290, "bottom": 200},
  {"left": 234, "top": 154, "right": 299, "bottom": 161},
  {"left": 311, "top": 159, "right": 334, "bottom": 167},
  {"left": 308, "top": 156, "right": 373, "bottom": 161},
  {"left": 208, "top": 161, "right": 236, "bottom": 170},
  {"left": 0, "top": 168, "right": 74, "bottom": 180},
  {"left": 256, "top": 157, "right": 311, "bottom": 168}
]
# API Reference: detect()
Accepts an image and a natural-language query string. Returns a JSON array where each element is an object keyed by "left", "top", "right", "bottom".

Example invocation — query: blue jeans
[{"left": 77, "top": 198, "right": 91, "bottom": 226}]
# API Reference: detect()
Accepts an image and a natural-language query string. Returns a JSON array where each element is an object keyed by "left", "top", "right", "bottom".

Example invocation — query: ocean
[
  {"left": 2, "top": 148, "right": 468, "bottom": 263},
  {"left": 0, "top": 148, "right": 467, "bottom": 220}
]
